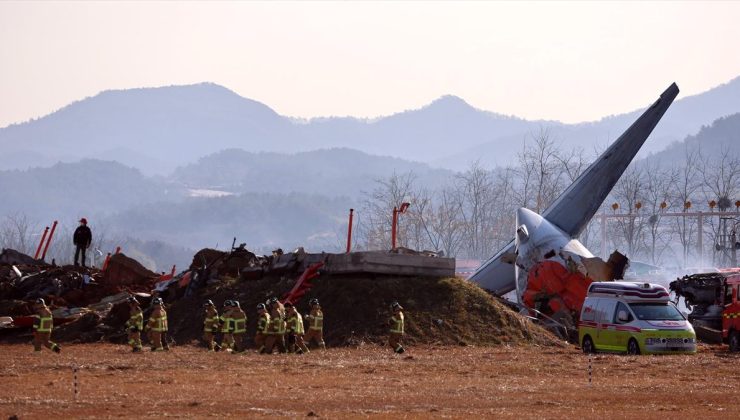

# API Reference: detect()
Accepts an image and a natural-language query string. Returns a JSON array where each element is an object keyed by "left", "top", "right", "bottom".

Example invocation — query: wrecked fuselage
[{"left": 514, "top": 207, "right": 628, "bottom": 336}]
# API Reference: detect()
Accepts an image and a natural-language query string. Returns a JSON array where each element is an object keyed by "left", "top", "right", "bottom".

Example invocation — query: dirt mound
[
  {"left": 167, "top": 274, "right": 559, "bottom": 347},
  {"left": 0, "top": 248, "right": 44, "bottom": 265},
  {"left": 190, "top": 247, "right": 261, "bottom": 277},
  {"left": 102, "top": 253, "right": 158, "bottom": 286}
]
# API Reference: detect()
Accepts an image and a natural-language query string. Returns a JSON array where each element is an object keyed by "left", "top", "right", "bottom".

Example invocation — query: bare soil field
[{"left": 1, "top": 343, "right": 740, "bottom": 419}]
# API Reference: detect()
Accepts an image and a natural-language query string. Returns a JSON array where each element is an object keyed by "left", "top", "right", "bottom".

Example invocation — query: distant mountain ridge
[
  {"left": 2, "top": 77, "right": 740, "bottom": 174},
  {"left": 170, "top": 147, "right": 454, "bottom": 197},
  {"left": 0, "top": 159, "right": 179, "bottom": 222},
  {"left": 643, "top": 112, "right": 740, "bottom": 165}
]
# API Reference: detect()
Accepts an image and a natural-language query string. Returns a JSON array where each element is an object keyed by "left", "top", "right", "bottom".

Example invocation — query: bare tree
[
  {"left": 641, "top": 161, "right": 678, "bottom": 264},
  {"left": 357, "top": 172, "right": 417, "bottom": 250},
  {"left": 610, "top": 164, "right": 646, "bottom": 257},
  {"left": 514, "top": 128, "right": 565, "bottom": 213},
  {"left": 455, "top": 161, "right": 496, "bottom": 259},
  {"left": 0, "top": 213, "right": 38, "bottom": 255},
  {"left": 672, "top": 147, "right": 702, "bottom": 266},
  {"left": 699, "top": 147, "right": 740, "bottom": 264}
]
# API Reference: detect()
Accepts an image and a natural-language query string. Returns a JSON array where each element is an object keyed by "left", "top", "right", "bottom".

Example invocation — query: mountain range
[{"left": 3, "top": 77, "right": 740, "bottom": 175}]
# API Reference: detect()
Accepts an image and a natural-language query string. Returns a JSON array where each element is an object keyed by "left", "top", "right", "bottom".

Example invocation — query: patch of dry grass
[{"left": 1, "top": 343, "right": 739, "bottom": 418}]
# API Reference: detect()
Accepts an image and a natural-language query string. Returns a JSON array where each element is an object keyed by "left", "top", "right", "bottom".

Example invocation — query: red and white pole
[
  {"left": 102, "top": 253, "right": 112, "bottom": 271},
  {"left": 34, "top": 226, "right": 49, "bottom": 259},
  {"left": 346, "top": 209, "right": 354, "bottom": 253},
  {"left": 391, "top": 207, "right": 398, "bottom": 249},
  {"left": 41, "top": 221, "right": 58, "bottom": 261}
]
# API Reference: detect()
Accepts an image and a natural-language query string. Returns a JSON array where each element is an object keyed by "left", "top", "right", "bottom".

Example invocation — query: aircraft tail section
[{"left": 469, "top": 83, "right": 679, "bottom": 295}]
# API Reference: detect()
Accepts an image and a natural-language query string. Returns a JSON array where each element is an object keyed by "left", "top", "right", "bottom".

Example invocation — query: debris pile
[
  {"left": 1, "top": 246, "right": 560, "bottom": 348},
  {"left": 0, "top": 249, "right": 161, "bottom": 340}
]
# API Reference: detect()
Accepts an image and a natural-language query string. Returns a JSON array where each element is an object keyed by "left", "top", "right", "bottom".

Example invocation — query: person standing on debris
[
  {"left": 203, "top": 300, "right": 220, "bottom": 351},
  {"left": 304, "top": 298, "right": 326, "bottom": 350},
  {"left": 73, "top": 218, "right": 92, "bottom": 267},
  {"left": 219, "top": 301, "right": 235, "bottom": 352},
  {"left": 231, "top": 301, "right": 247, "bottom": 353},
  {"left": 146, "top": 297, "right": 168, "bottom": 351},
  {"left": 388, "top": 301, "right": 405, "bottom": 354},
  {"left": 285, "top": 302, "right": 309, "bottom": 354},
  {"left": 32, "top": 298, "right": 61, "bottom": 353},
  {"left": 263, "top": 304, "right": 286, "bottom": 354},
  {"left": 125, "top": 297, "right": 144, "bottom": 353},
  {"left": 255, "top": 303, "right": 270, "bottom": 353}
]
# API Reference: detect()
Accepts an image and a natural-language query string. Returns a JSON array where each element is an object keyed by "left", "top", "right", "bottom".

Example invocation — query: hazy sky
[{"left": 1, "top": 1, "right": 740, "bottom": 128}]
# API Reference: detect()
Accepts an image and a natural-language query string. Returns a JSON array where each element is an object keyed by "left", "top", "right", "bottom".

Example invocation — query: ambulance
[{"left": 578, "top": 281, "right": 697, "bottom": 355}]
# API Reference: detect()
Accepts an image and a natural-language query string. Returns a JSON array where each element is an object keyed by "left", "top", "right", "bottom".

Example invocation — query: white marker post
[{"left": 73, "top": 366, "right": 79, "bottom": 401}]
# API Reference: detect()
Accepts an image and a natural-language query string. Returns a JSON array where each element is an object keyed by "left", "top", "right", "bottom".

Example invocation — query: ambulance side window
[
  {"left": 581, "top": 300, "right": 597, "bottom": 322},
  {"left": 598, "top": 300, "right": 617, "bottom": 324},
  {"left": 614, "top": 302, "right": 633, "bottom": 324}
]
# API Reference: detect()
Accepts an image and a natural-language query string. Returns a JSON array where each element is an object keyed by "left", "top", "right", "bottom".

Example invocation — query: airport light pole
[{"left": 599, "top": 199, "right": 740, "bottom": 264}]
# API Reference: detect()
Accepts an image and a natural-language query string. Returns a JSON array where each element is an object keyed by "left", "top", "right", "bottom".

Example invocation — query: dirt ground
[{"left": 1, "top": 343, "right": 739, "bottom": 419}]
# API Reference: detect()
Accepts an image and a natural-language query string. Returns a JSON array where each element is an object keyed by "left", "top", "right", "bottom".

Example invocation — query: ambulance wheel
[
  {"left": 581, "top": 336, "right": 596, "bottom": 354},
  {"left": 729, "top": 330, "right": 740, "bottom": 352},
  {"left": 627, "top": 338, "right": 641, "bottom": 355}
]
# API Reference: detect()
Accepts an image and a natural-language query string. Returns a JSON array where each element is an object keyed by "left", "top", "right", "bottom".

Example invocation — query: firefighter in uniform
[
  {"left": 304, "top": 298, "right": 326, "bottom": 350},
  {"left": 267, "top": 296, "right": 285, "bottom": 318},
  {"left": 32, "top": 298, "right": 61, "bottom": 353},
  {"left": 285, "top": 302, "right": 309, "bottom": 354},
  {"left": 203, "top": 300, "right": 220, "bottom": 351},
  {"left": 125, "top": 296, "right": 144, "bottom": 352},
  {"left": 388, "top": 301, "right": 405, "bottom": 354},
  {"left": 263, "top": 304, "right": 286, "bottom": 354},
  {"left": 255, "top": 303, "right": 270, "bottom": 353},
  {"left": 219, "top": 300, "right": 235, "bottom": 352},
  {"left": 146, "top": 297, "right": 168, "bottom": 351},
  {"left": 231, "top": 301, "right": 247, "bottom": 353}
]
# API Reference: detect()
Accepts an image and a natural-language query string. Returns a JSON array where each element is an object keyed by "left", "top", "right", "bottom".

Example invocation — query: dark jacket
[{"left": 73, "top": 225, "right": 92, "bottom": 247}]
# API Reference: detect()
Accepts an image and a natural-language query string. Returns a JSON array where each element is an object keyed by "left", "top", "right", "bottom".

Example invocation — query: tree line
[{"left": 354, "top": 131, "right": 740, "bottom": 269}]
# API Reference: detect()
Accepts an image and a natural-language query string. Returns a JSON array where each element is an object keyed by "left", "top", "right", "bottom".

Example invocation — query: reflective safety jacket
[
  {"left": 34, "top": 307, "right": 53, "bottom": 333},
  {"left": 286, "top": 312, "right": 305, "bottom": 335},
  {"left": 306, "top": 308, "right": 323, "bottom": 331},
  {"left": 257, "top": 312, "right": 271, "bottom": 334},
  {"left": 390, "top": 311, "right": 404, "bottom": 334},
  {"left": 232, "top": 309, "right": 247, "bottom": 334},
  {"left": 126, "top": 307, "right": 144, "bottom": 331},
  {"left": 267, "top": 314, "right": 286, "bottom": 335},
  {"left": 204, "top": 308, "right": 220, "bottom": 333},
  {"left": 220, "top": 310, "right": 234, "bottom": 333},
  {"left": 148, "top": 307, "right": 168, "bottom": 332}
]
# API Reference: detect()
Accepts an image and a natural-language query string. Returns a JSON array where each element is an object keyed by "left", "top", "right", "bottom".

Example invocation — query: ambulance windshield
[{"left": 629, "top": 303, "right": 684, "bottom": 321}]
